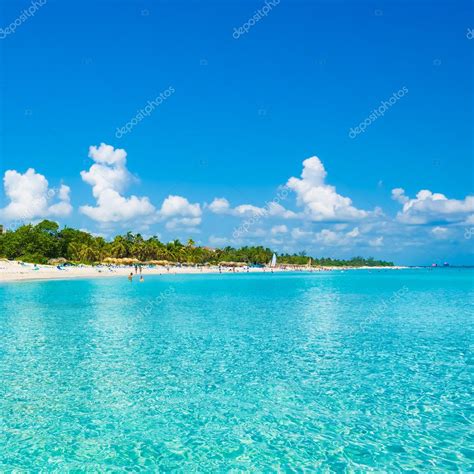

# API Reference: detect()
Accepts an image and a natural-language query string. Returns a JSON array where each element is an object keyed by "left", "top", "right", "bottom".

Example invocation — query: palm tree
[
  {"left": 110, "top": 237, "right": 127, "bottom": 258},
  {"left": 68, "top": 242, "right": 82, "bottom": 261},
  {"left": 79, "top": 244, "right": 98, "bottom": 263}
]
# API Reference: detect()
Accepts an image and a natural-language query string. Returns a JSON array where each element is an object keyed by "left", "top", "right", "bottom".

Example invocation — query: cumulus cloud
[
  {"left": 291, "top": 227, "right": 313, "bottom": 240},
  {"left": 208, "top": 235, "right": 232, "bottom": 246},
  {"left": 159, "top": 195, "right": 202, "bottom": 230},
  {"left": 346, "top": 227, "right": 360, "bottom": 238},
  {"left": 315, "top": 229, "right": 340, "bottom": 245},
  {"left": 431, "top": 226, "right": 449, "bottom": 239},
  {"left": 289, "top": 224, "right": 365, "bottom": 247},
  {"left": 160, "top": 195, "right": 201, "bottom": 218},
  {"left": 267, "top": 202, "right": 297, "bottom": 219},
  {"left": 287, "top": 156, "right": 369, "bottom": 222},
  {"left": 369, "top": 236, "right": 384, "bottom": 247},
  {"left": 209, "top": 198, "right": 272, "bottom": 218},
  {"left": 80, "top": 143, "right": 155, "bottom": 223},
  {"left": 391, "top": 188, "right": 408, "bottom": 204},
  {"left": 271, "top": 224, "right": 288, "bottom": 235},
  {"left": 208, "top": 187, "right": 296, "bottom": 220},
  {"left": 208, "top": 198, "right": 231, "bottom": 214},
  {"left": 0, "top": 168, "right": 72, "bottom": 221},
  {"left": 79, "top": 143, "right": 203, "bottom": 230},
  {"left": 465, "top": 215, "right": 474, "bottom": 225},
  {"left": 392, "top": 188, "right": 474, "bottom": 224},
  {"left": 165, "top": 217, "right": 201, "bottom": 231}
]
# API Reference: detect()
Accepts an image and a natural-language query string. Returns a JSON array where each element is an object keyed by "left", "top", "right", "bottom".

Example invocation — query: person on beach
[{"left": 128, "top": 273, "right": 133, "bottom": 281}]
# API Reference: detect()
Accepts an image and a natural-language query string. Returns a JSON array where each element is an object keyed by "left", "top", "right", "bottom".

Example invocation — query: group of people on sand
[{"left": 128, "top": 264, "right": 144, "bottom": 282}]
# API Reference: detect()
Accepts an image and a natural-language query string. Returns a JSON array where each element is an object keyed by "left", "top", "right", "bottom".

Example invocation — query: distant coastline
[{"left": 0, "top": 220, "right": 394, "bottom": 269}]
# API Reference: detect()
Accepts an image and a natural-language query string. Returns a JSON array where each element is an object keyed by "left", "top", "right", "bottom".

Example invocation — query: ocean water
[{"left": 0, "top": 269, "right": 472, "bottom": 471}]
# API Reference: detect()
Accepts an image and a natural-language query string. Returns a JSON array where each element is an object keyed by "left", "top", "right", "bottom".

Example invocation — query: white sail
[{"left": 270, "top": 253, "right": 277, "bottom": 267}]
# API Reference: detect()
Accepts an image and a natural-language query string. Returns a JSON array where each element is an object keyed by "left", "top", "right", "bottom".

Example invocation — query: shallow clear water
[{"left": 0, "top": 269, "right": 472, "bottom": 471}]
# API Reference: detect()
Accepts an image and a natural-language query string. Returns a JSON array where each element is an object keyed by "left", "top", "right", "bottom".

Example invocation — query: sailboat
[{"left": 270, "top": 253, "right": 277, "bottom": 268}]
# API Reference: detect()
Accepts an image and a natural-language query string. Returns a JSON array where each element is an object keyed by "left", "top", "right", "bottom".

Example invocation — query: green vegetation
[{"left": 0, "top": 220, "right": 394, "bottom": 267}]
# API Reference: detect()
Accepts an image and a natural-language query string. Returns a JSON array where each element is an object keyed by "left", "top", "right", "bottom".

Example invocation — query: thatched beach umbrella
[
  {"left": 48, "top": 257, "right": 68, "bottom": 265},
  {"left": 108, "top": 257, "right": 140, "bottom": 265},
  {"left": 219, "top": 261, "right": 246, "bottom": 267},
  {"left": 147, "top": 260, "right": 171, "bottom": 266}
]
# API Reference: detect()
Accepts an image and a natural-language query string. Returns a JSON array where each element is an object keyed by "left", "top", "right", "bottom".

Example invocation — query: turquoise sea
[{"left": 0, "top": 269, "right": 472, "bottom": 471}]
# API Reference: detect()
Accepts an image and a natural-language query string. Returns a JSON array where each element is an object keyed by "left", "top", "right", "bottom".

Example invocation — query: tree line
[{"left": 0, "top": 220, "right": 394, "bottom": 267}]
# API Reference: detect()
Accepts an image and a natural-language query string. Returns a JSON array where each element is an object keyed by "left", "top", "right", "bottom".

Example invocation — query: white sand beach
[{"left": 0, "top": 260, "right": 407, "bottom": 283}]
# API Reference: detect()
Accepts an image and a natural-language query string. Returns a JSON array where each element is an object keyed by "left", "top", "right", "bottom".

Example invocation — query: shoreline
[{"left": 0, "top": 261, "right": 408, "bottom": 283}]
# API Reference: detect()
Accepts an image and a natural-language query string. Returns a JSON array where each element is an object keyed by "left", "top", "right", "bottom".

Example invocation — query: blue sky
[{"left": 0, "top": 0, "right": 472, "bottom": 265}]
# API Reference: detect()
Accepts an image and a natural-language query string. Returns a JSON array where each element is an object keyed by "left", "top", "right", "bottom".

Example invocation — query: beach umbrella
[
  {"left": 48, "top": 257, "right": 68, "bottom": 265},
  {"left": 219, "top": 261, "right": 246, "bottom": 267}
]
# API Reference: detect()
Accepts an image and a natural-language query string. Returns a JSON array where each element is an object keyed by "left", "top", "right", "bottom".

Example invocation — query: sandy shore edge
[{"left": 0, "top": 261, "right": 408, "bottom": 283}]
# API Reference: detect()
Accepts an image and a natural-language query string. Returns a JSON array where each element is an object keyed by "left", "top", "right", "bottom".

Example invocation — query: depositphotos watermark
[
  {"left": 464, "top": 227, "right": 474, "bottom": 239},
  {"left": 360, "top": 285, "right": 409, "bottom": 331},
  {"left": 467, "top": 28, "right": 474, "bottom": 40},
  {"left": 0, "top": 0, "right": 47, "bottom": 40},
  {"left": 349, "top": 86, "right": 408, "bottom": 139},
  {"left": 141, "top": 286, "right": 176, "bottom": 317},
  {"left": 233, "top": 0, "right": 280, "bottom": 40},
  {"left": 115, "top": 86, "right": 175, "bottom": 138}
]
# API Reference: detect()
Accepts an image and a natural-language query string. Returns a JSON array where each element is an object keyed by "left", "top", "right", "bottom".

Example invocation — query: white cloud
[
  {"left": 287, "top": 156, "right": 369, "bottom": 222},
  {"left": 80, "top": 143, "right": 155, "bottom": 223},
  {"left": 80, "top": 143, "right": 202, "bottom": 230},
  {"left": 290, "top": 224, "right": 369, "bottom": 248},
  {"left": 208, "top": 198, "right": 266, "bottom": 218},
  {"left": 208, "top": 196, "right": 296, "bottom": 219},
  {"left": 208, "top": 235, "right": 232, "bottom": 246},
  {"left": 267, "top": 202, "right": 297, "bottom": 219},
  {"left": 392, "top": 188, "right": 474, "bottom": 224},
  {"left": 391, "top": 188, "right": 408, "bottom": 204},
  {"left": 465, "top": 215, "right": 474, "bottom": 225},
  {"left": 0, "top": 168, "right": 72, "bottom": 221},
  {"left": 271, "top": 224, "right": 288, "bottom": 235},
  {"left": 369, "top": 236, "right": 384, "bottom": 247},
  {"left": 160, "top": 195, "right": 201, "bottom": 218},
  {"left": 315, "top": 229, "right": 340, "bottom": 245},
  {"left": 291, "top": 227, "right": 313, "bottom": 240},
  {"left": 165, "top": 217, "right": 201, "bottom": 231},
  {"left": 233, "top": 204, "right": 267, "bottom": 217},
  {"left": 346, "top": 227, "right": 360, "bottom": 238},
  {"left": 208, "top": 197, "right": 230, "bottom": 214},
  {"left": 431, "top": 226, "right": 449, "bottom": 239},
  {"left": 159, "top": 195, "right": 202, "bottom": 230}
]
